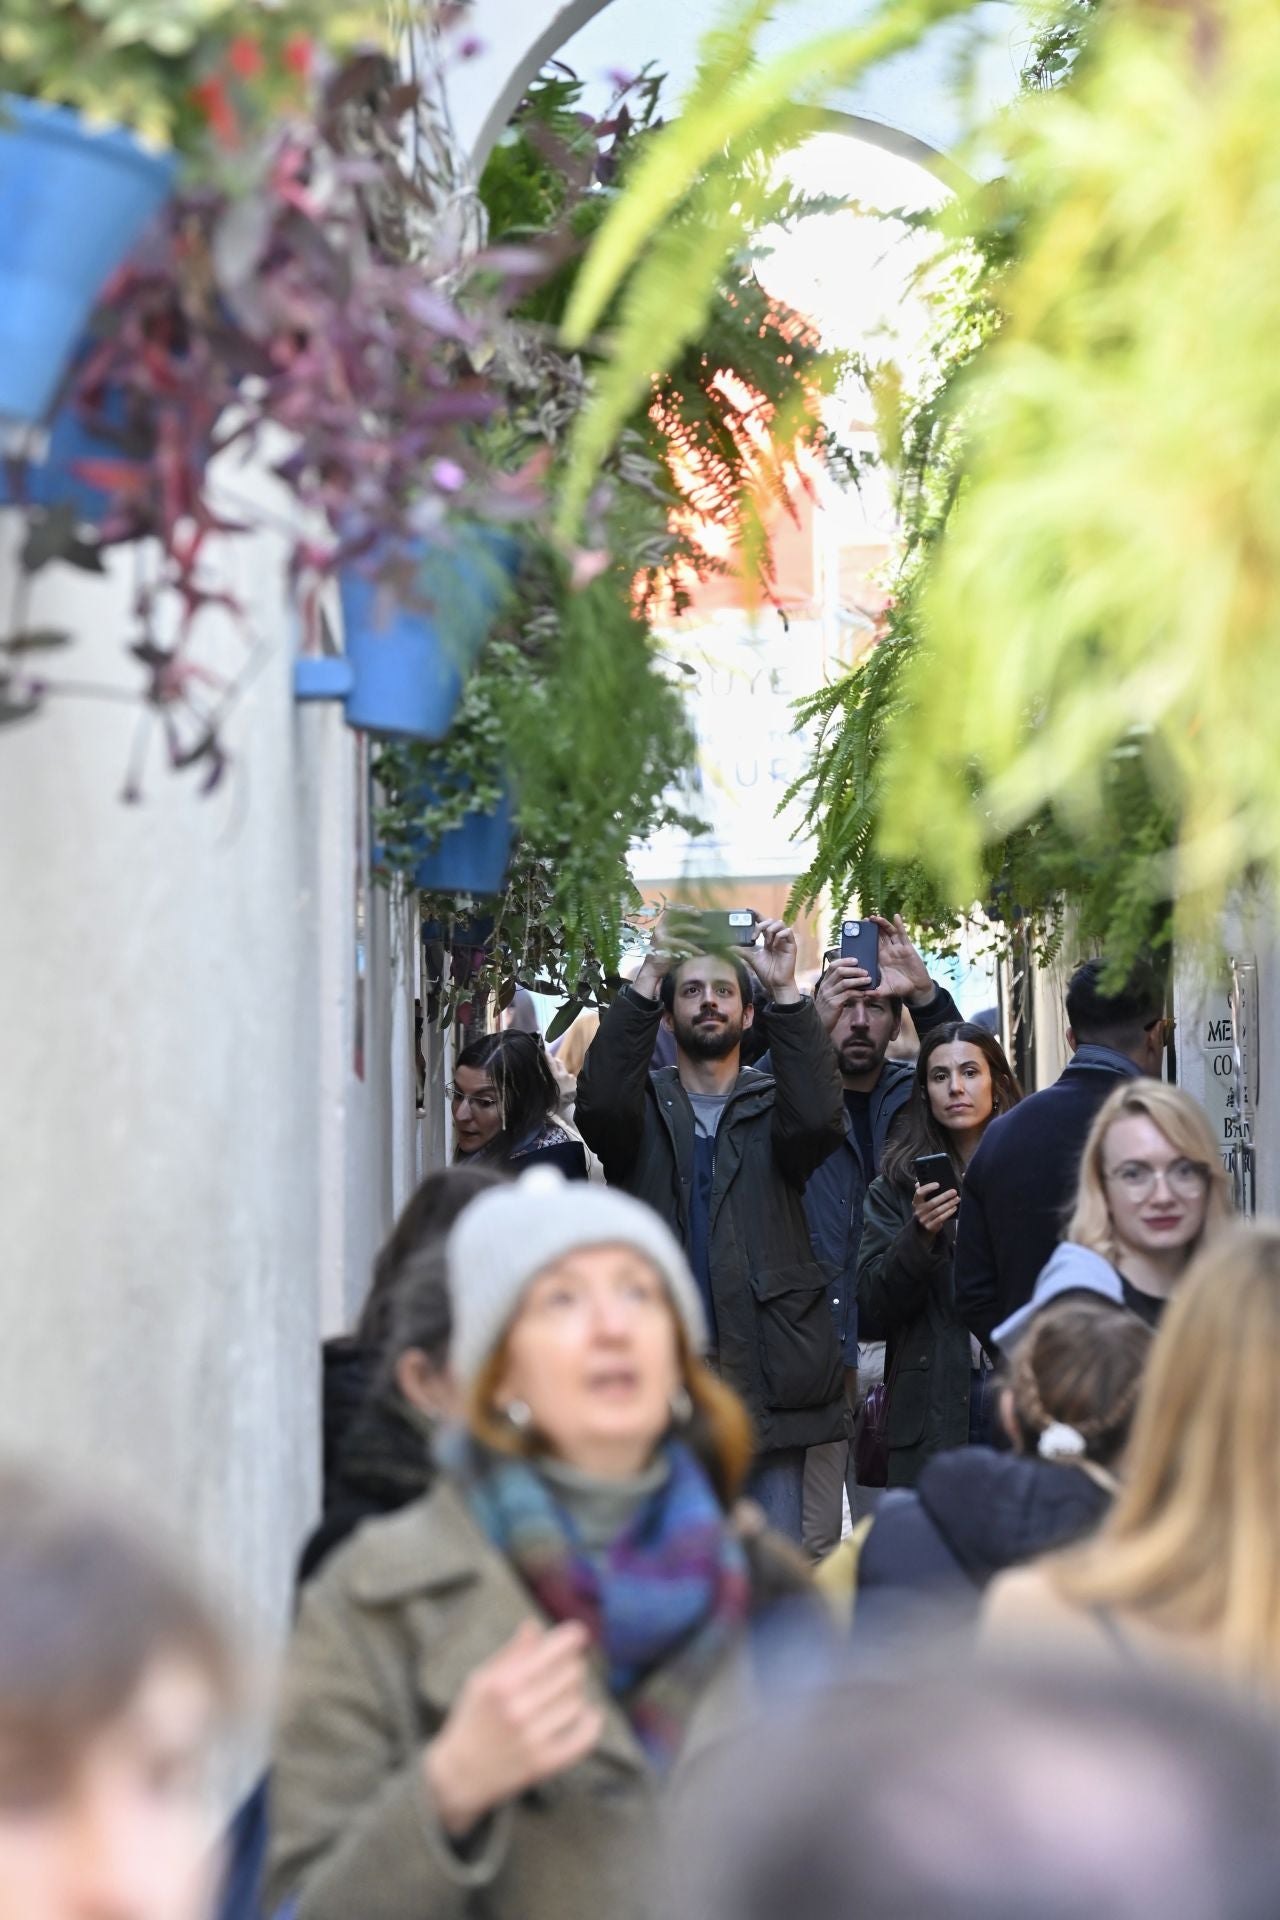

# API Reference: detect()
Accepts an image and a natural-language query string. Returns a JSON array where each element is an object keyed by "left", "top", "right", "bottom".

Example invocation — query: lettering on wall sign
[{"left": 1201, "top": 982, "right": 1256, "bottom": 1211}]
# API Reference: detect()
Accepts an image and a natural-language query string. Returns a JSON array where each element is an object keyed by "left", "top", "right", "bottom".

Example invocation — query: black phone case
[
  {"left": 914, "top": 1154, "right": 959, "bottom": 1195},
  {"left": 839, "top": 921, "right": 880, "bottom": 986}
]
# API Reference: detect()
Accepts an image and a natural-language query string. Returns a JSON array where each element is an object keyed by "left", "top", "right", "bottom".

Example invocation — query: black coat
[
  {"left": 856, "top": 1175, "right": 971, "bottom": 1487},
  {"left": 954, "top": 1048, "right": 1144, "bottom": 1344},
  {"left": 576, "top": 985, "right": 846, "bottom": 1450},
  {"left": 298, "top": 1381, "right": 437, "bottom": 1587},
  {"left": 857, "top": 1446, "right": 1113, "bottom": 1621},
  {"left": 762, "top": 985, "right": 961, "bottom": 1368}
]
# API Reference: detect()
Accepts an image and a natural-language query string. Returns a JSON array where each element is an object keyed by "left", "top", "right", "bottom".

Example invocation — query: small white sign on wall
[
  {"left": 1200, "top": 998, "right": 1252, "bottom": 1170},
  {"left": 1189, "top": 964, "right": 1257, "bottom": 1213}
]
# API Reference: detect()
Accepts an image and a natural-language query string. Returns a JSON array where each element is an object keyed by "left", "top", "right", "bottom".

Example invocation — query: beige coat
[{"left": 266, "top": 1478, "right": 810, "bottom": 1920}]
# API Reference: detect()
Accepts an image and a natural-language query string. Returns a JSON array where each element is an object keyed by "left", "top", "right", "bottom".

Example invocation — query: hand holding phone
[
  {"left": 839, "top": 919, "right": 880, "bottom": 987},
  {"left": 912, "top": 1153, "right": 961, "bottom": 1238},
  {"left": 662, "top": 907, "right": 757, "bottom": 954},
  {"left": 913, "top": 1153, "right": 959, "bottom": 1196}
]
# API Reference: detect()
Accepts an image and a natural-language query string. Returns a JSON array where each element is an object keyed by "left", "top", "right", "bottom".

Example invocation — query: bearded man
[{"left": 575, "top": 918, "right": 845, "bottom": 1541}]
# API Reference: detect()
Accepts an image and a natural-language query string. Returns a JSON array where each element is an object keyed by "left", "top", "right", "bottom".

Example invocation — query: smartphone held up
[
  {"left": 839, "top": 919, "right": 880, "bottom": 986},
  {"left": 664, "top": 907, "right": 758, "bottom": 955}
]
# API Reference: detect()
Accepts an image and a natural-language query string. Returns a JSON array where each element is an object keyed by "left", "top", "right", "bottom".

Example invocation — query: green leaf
[{"left": 545, "top": 995, "right": 585, "bottom": 1044}]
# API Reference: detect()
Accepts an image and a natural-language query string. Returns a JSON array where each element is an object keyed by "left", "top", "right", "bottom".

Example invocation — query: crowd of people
[{"left": 7, "top": 913, "right": 1280, "bottom": 1920}]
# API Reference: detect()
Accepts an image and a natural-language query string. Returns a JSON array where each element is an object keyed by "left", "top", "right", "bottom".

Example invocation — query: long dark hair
[
  {"left": 882, "top": 1020, "right": 1022, "bottom": 1189},
  {"left": 453, "top": 1030, "right": 560, "bottom": 1168},
  {"left": 357, "top": 1163, "right": 506, "bottom": 1346}
]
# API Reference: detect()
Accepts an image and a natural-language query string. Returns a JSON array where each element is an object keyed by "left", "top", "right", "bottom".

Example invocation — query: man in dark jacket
[
  {"left": 575, "top": 916, "right": 844, "bottom": 1543},
  {"left": 954, "top": 956, "right": 1168, "bottom": 1346},
  {"left": 781, "top": 917, "right": 960, "bottom": 1556}
]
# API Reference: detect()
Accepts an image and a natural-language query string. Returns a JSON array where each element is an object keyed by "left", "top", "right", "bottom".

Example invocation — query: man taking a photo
[
  {"left": 575, "top": 916, "right": 845, "bottom": 1543},
  {"left": 788, "top": 918, "right": 961, "bottom": 1556}
]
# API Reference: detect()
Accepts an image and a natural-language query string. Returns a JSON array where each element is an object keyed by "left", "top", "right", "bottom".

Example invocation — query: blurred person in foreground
[
  {"left": 955, "top": 955, "right": 1170, "bottom": 1345},
  {"left": 991, "top": 1079, "right": 1230, "bottom": 1350},
  {"left": 266, "top": 1171, "right": 818, "bottom": 1920},
  {"left": 308, "top": 1164, "right": 505, "bottom": 1586},
  {"left": 856, "top": 1021, "right": 1023, "bottom": 1487},
  {"left": 576, "top": 916, "right": 846, "bottom": 1542},
  {"left": 984, "top": 1223, "right": 1280, "bottom": 1691},
  {"left": 299, "top": 1244, "right": 464, "bottom": 1586},
  {"left": 673, "top": 1657, "right": 1280, "bottom": 1920},
  {"left": 0, "top": 1473, "right": 232, "bottom": 1920},
  {"left": 853, "top": 1297, "right": 1151, "bottom": 1631}
]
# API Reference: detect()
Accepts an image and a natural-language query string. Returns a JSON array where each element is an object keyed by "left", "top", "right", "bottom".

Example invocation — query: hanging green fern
[{"left": 556, "top": 0, "right": 982, "bottom": 540}]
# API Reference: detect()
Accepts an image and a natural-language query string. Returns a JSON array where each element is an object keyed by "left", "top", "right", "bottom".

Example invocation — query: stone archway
[
  {"left": 443, "top": 0, "right": 1020, "bottom": 175},
  {"left": 449, "top": 1, "right": 614, "bottom": 169}
]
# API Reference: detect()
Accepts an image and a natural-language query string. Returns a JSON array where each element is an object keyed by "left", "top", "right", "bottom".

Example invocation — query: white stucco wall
[{"left": 0, "top": 476, "right": 401, "bottom": 1676}]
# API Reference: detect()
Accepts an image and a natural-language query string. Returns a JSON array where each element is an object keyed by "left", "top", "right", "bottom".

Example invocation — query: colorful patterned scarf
[{"left": 450, "top": 1438, "right": 752, "bottom": 1771}]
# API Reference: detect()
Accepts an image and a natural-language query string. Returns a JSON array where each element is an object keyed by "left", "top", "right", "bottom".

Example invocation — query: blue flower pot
[
  {"left": 0, "top": 99, "right": 175, "bottom": 425},
  {"left": 412, "top": 788, "right": 515, "bottom": 897},
  {"left": 295, "top": 528, "right": 518, "bottom": 742},
  {"left": 0, "top": 385, "right": 142, "bottom": 520}
]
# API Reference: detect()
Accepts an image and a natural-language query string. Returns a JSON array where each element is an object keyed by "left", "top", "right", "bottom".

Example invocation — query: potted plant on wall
[
  {"left": 3, "top": 55, "right": 549, "bottom": 779},
  {"left": 0, "top": 0, "right": 381, "bottom": 424}
]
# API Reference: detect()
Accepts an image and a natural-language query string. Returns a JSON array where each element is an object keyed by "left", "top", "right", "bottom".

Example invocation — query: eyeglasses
[
  {"left": 448, "top": 1084, "right": 500, "bottom": 1113},
  {"left": 1103, "top": 1157, "right": 1211, "bottom": 1201}
]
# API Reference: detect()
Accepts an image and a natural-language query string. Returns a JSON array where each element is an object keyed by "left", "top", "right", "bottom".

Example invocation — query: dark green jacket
[
  {"left": 856, "top": 1175, "right": 973, "bottom": 1487},
  {"left": 575, "top": 986, "right": 846, "bottom": 1451}
]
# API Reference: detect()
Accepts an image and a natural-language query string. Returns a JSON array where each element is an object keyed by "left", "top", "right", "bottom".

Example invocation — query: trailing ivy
[
  {"left": 373, "top": 63, "right": 851, "bottom": 1020},
  {"left": 787, "top": 0, "right": 1178, "bottom": 974}
]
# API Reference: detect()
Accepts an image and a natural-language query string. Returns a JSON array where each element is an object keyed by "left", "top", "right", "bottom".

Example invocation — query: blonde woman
[
  {"left": 993, "top": 1081, "right": 1231, "bottom": 1347},
  {"left": 984, "top": 1223, "right": 1280, "bottom": 1690}
]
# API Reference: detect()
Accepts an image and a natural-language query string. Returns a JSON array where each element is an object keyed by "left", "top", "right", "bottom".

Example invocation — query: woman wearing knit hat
[{"left": 265, "top": 1170, "right": 816, "bottom": 1920}]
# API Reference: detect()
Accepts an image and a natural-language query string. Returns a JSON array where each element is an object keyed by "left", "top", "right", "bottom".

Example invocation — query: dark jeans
[
  {"left": 970, "top": 1366, "right": 995, "bottom": 1447},
  {"left": 747, "top": 1446, "right": 808, "bottom": 1546}
]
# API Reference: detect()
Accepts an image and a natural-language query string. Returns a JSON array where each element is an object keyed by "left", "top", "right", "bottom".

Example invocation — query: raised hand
[
  {"left": 424, "top": 1620, "right": 605, "bottom": 1836},
  {"left": 632, "top": 940, "right": 677, "bottom": 1002},
  {"left": 742, "top": 918, "right": 801, "bottom": 1005},
  {"left": 869, "top": 914, "right": 935, "bottom": 1007},
  {"left": 813, "top": 957, "right": 877, "bottom": 1034}
]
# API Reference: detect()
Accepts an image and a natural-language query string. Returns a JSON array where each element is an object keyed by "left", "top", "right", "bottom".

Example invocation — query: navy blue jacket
[
  {"left": 759, "top": 984, "right": 960, "bottom": 1367},
  {"left": 856, "top": 1447, "right": 1113, "bottom": 1630},
  {"left": 954, "top": 1045, "right": 1144, "bottom": 1346}
]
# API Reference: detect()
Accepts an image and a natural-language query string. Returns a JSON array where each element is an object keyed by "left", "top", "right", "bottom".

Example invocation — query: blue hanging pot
[
  {"left": 0, "top": 381, "right": 145, "bottom": 520},
  {"left": 411, "top": 787, "right": 515, "bottom": 898},
  {"left": 295, "top": 527, "right": 519, "bottom": 742},
  {"left": 0, "top": 99, "right": 175, "bottom": 426}
]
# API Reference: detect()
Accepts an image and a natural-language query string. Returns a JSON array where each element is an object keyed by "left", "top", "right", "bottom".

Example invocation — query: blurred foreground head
[
  {"left": 0, "top": 1472, "right": 232, "bottom": 1920},
  {"left": 678, "top": 1658, "right": 1280, "bottom": 1920}
]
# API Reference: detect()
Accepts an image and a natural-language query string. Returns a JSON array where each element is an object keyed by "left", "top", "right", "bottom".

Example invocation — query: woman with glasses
[
  {"left": 451, "top": 1031, "right": 588, "bottom": 1180},
  {"left": 997, "top": 1082, "right": 1231, "bottom": 1344},
  {"left": 983, "top": 1222, "right": 1280, "bottom": 1694}
]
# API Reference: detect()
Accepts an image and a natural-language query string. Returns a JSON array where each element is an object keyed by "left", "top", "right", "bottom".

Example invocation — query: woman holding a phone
[{"left": 857, "top": 1022, "right": 1022, "bottom": 1487}]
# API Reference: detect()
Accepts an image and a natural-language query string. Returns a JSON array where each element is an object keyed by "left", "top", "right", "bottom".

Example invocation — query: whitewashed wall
[{"left": 0, "top": 476, "right": 404, "bottom": 1678}]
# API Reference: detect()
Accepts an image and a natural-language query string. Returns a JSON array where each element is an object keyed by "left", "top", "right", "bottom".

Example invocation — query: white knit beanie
[{"left": 446, "top": 1167, "right": 707, "bottom": 1389}]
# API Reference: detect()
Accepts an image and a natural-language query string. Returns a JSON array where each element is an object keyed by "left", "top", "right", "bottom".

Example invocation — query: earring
[
  {"left": 669, "top": 1385, "right": 694, "bottom": 1426},
  {"left": 503, "top": 1399, "right": 533, "bottom": 1431}
]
